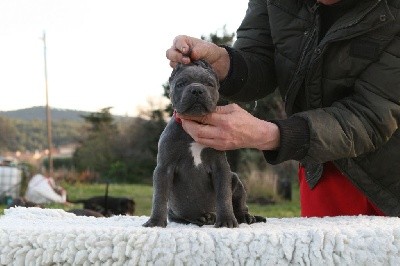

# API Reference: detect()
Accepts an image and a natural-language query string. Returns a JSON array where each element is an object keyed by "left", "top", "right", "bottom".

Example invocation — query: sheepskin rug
[{"left": 1, "top": 207, "right": 400, "bottom": 265}]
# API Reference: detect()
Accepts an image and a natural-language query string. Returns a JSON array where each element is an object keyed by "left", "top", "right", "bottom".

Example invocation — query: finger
[
  {"left": 169, "top": 61, "right": 177, "bottom": 68},
  {"left": 177, "top": 104, "right": 241, "bottom": 126},
  {"left": 215, "top": 103, "right": 239, "bottom": 114},
  {"left": 178, "top": 112, "right": 225, "bottom": 127},
  {"left": 181, "top": 117, "right": 236, "bottom": 150},
  {"left": 182, "top": 119, "right": 221, "bottom": 140},
  {"left": 188, "top": 45, "right": 202, "bottom": 61},
  {"left": 173, "top": 35, "right": 206, "bottom": 62},
  {"left": 177, "top": 113, "right": 209, "bottom": 124},
  {"left": 166, "top": 47, "right": 192, "bottom": 65},
  {"left": 182, "top": 121, "right": 231, "bottom": 150},
  {"left": 173, "top": 35, "right": 192, "bottom": 55},
  {"left": 181, "top": 119, "right": 206, "bottom": 138},
  {"left": 189, "top": 40, "right": 215, "bottom": 62}
]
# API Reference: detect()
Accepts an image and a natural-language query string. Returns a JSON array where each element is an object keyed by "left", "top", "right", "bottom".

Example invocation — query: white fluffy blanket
[{"left": 1, "top": 207, "right": 400, "bottom": 265}]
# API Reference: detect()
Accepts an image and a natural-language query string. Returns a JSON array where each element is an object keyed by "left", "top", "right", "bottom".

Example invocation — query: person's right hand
[
  {"left": 177, "top": 104, "right": 281, "bottom": 151},
  {"left": 166, "top": 35, "right": 231, "bottom": 81}
]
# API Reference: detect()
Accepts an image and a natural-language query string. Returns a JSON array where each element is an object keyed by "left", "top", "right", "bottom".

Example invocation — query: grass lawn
[{"left": 0, "top": 182, "right": 300, "bottom": 218}]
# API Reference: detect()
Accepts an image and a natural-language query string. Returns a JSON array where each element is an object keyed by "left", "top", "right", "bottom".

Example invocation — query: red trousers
[{"left": 299, "top": 162, "right": 385, "bottom": 217}]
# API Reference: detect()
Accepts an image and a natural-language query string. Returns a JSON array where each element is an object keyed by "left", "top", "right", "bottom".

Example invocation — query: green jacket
[{"left": 220, "top": 0, "right": 400, "bottom": 216}]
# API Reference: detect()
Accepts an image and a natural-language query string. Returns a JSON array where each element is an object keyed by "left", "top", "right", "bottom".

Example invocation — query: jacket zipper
[
  {"left": 285, "top": 0, "right": 383, "bottom": 112},
  {"left": 284, "top": 2, "right": 319, "bottom": 109},
  {"left": 303, "top": 0, "right": 383, "bottom": 107}
]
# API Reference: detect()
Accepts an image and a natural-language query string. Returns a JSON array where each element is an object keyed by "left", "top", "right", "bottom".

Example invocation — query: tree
[
  {"left": 8, "top": 118, "right": 83, "bottom": 152},
  {"left": 117, "top": 105, "right": 167, "bottom": 183},
  {"left": 201, "top": 25, "right": 235, "bottom": 45},
  {"left": 0, "top": 116, "right": 17, "bottom": 152},
  {"left": 73, "top": 107, "right": 119, "bottom": 180},
  {"left": 73, "top": 105, "right": 167, "bottom": 183},
  {"left": 80, "top": 107, "right": 115, "bottom": 132}
]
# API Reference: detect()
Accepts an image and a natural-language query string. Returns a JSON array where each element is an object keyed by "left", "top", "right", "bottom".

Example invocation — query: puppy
[
  {"left": 6, "top": 197, "right": 43, "bottom": 208},
  {"left": 70, "top": 196, "right": 135, "bottom": 217},
  {"left": 67, "top": 209, "right": 104, "bottom": 217},
  {"left": 143, "top": 60, "right": 265, "bottom": 228}
]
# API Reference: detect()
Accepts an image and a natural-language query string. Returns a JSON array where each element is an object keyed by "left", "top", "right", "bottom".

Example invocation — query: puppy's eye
[
  {"left": 175, "top": 81, "right": 186, "bottom": 88},
  {"left": 205, "top": 81, "right": 214, "bottom": 87}
]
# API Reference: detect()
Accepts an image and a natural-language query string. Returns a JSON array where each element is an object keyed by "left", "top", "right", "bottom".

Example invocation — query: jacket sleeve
[
  {"left": 219, "top": 0, "right": 277, "bottom": 102},
  {"left": 295, "top": 35, "right": 400, "bottom": 164}
]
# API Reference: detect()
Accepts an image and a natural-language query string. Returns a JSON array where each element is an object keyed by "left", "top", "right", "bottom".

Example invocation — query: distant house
[{"left": 54, "top": 143, "right": 78, "bottom": 158}]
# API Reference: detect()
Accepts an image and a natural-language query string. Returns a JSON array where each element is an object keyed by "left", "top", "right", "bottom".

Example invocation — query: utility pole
[{"left": 42, "top": 31, "right": 53, "bottom": 177}]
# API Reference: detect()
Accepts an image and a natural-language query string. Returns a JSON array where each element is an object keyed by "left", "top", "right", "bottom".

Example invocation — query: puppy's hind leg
[{"left": 231, "top": 173, "right": 266, "bottom": 224}]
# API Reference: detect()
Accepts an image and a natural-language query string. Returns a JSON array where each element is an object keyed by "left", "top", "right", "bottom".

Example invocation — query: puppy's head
[{"left": 169, "top": 60, "right": 219, "bottom": 116}]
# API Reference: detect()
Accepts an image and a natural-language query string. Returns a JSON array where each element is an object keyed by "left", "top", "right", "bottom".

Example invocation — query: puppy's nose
[{"left": 191, "top": 87, "right": 204, "bottom": 96}]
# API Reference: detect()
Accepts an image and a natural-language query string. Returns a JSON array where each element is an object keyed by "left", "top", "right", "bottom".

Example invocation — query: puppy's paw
[
  {"left": 236, "top": 213, "right": 256, "bottom": 224},
  {"left": 236, "top": 213, "right": 267, "bottom": 224},
  {"left": 254, "top": 215, "right": 267, "bottom": 223},
  {"left": 193, "top": 212, "right": 216, "bottom": 226},
  {"left": 142, "top": 218, "right": 167, "bottom": 228},
  {"left": 215, "top": 215, "right": 238, "bottom": 228}
]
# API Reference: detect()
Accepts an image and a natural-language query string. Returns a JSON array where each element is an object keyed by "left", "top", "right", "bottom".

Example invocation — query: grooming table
[{"left": 1, "top": 207, "right": 399, "bottom": 265}]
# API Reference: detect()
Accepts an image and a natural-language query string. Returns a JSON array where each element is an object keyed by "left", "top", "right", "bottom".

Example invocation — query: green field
[{"left": 1, "top": 182, "right": 300, "bottom": 218}]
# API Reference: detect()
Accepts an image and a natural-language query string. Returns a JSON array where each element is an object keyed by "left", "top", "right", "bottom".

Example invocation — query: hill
[
  {"left": 0, "top": 106, "right": 89, "bottom": 122},
  {"left": 0, "top": 106, "right": 139, "bottom": 152}
]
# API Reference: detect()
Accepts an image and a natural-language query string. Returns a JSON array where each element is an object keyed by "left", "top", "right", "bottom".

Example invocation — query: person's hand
[
  {"left": 166, "top": 35, "right": 230, "bottom": 80},
  {"left": 177, "top": 104, "right": 280, "bottom": 151}
]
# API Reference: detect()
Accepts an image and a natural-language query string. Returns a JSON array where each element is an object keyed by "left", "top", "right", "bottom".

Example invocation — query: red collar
[{"left": 173, "top": 110, "right": 182, "bottom": 124}]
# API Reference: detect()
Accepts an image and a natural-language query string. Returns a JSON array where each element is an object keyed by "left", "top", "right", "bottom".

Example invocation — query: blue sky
[{"left": 0, "top": 0, "right": 248, "bottom": 116}]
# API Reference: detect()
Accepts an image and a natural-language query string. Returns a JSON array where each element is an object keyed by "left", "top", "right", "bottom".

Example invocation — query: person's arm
[
  {"left": 219, "top": 0, "right": 277, "bottom": 102},
  {"left": 295, "top": 36, "right": 400, "bottom": 165},
  {"left": 263, "top": 32, "right": 400, "bottom": 165},
  {"left": 223, "top": 0, "right": 399, "bottom": 166},
  {"left": 216, "top": 0, "right": 310, "bottom": 161},
  {"left": 262, "top": 117, "right": 310, "bottom": 164}
]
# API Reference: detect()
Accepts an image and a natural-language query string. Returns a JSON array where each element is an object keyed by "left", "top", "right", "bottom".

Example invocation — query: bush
[
  {"left": 237, "top": 149, "right": 297, "bottom": 203},
  {"left": 42, "top": 157, "right": 75, "bottom": 170}
]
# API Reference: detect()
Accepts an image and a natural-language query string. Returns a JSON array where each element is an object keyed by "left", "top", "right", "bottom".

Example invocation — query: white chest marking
[{"left": 190, "top": 142, "right": 205, "bottom": 167}]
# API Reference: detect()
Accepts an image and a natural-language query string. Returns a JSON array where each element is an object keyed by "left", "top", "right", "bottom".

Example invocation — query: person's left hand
[{"left": 177, "top": 104, "right": 280, "bottom": 151}]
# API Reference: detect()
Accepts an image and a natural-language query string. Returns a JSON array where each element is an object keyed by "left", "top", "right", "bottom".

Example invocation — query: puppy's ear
[
  {"left": 169, "top": 63, "right": 183, "bottom": 85},
  {"left": 195, "top": 59, "right": 212, "bottom": 70},
  {"left": 194, "top": 60, "right": 218, "bottom": 81}
]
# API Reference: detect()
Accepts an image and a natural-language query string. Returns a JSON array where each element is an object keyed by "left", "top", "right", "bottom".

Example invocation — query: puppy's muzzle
[{"left": 189, "top": 84, "right": 206, "bottom": 98}]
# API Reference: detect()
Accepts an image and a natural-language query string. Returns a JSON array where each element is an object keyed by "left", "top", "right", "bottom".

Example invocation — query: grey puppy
[{"left": 143, "top": 60, "right": 265, "bottom": 228}]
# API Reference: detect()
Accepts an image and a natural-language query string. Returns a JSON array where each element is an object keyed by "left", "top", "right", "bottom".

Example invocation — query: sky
[{"left": 0, "top": 0, "right": 248, "bottom": 116}]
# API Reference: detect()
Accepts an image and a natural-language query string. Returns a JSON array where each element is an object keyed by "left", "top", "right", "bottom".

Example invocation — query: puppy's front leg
[
  {"left": 143, "top": 165, "right": 173, "bottom": 227},
  {"left": 213, "top": 162, "right": 238, "bottom": 228}
]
